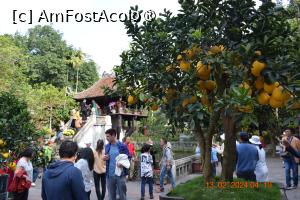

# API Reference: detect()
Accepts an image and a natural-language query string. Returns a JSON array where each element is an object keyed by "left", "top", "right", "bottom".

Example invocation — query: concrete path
[{"left": 27, "top": 157, "right": 299, "bottom": 200}]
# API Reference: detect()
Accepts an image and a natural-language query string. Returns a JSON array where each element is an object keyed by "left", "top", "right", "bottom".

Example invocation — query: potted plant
[
  {"left": 62, "top": 129, "right": 76, "bottom": 140},
  {"left": 134, "top": 106, "right": 139, "bottom": 115},
  {"left": 124, "top": 108, "right": 130, "bottom": 113}
]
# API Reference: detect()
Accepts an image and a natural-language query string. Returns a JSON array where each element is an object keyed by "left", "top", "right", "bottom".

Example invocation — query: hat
[
  {"left": 220, "top": 133, "right": 225, "bottom": 141},
  {"left": 249, "top": 135, "right": 261, "bottom": 145}
]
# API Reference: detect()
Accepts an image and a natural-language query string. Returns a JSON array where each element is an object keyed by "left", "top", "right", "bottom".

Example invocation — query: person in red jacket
[{"left": 125, "top": 137, "right": 136, "bottom": 180}]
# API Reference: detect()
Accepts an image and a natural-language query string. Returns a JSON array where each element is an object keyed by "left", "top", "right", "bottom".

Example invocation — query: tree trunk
[
  {"left": 194, "top": 110, "right": 219, "bottom": 183},
  {"left": 75, "top": 68, "right": 79, "bottom": 93},
  {"left": 194, "top": 125, "right": 212, "bottom": 182},
  {"left": 198, "top": 129, "right": 205, "bottom": 169},
  {"left": 221, "top": 112, "right": 236, "bottom": 181},
  {"left": 203, "top": 134, "right": 213, "bottom": 182}
]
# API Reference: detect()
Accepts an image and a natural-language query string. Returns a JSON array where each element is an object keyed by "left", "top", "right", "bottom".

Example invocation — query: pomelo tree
[
  {"left": 113, "top": 0, "right": 300, "bottom": 182},
  {"left": 0, "top": 92, "right": 36, "bottom": 170}
]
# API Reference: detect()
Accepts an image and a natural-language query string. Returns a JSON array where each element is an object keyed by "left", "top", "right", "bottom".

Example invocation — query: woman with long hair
[
  {"left": 74, "top": 147, "right": 95, "bottom": 199},
  {"left": 12, "top": 148, "right": 34, "bottom": 200},
  {"left": 93, "top": 139, "right": 106, "bottom": 200}
]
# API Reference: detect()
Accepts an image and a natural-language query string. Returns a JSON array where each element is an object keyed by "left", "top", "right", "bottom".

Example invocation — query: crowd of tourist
[
  {"left": 197, "top": 127, "right": 299, "bottom": 190},
  {"left": 9, "top": 128, "right": 175, "bottom": 200},
  {"left": 10, "top": 125, "right": 300, "bottom": 200}
]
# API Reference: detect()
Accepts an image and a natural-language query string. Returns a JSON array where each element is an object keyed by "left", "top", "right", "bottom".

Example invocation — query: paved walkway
[{"left": 27, "top": 157, "right": 299, "bottom": 200}]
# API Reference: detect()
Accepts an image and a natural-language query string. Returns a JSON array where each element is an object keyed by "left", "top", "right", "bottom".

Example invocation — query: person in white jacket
[
  {"left": 75, "top": 147, "right": 95, "bottom": 200},
  {"left": 249, "top": 135, "right": 268, "bottom": 182}
]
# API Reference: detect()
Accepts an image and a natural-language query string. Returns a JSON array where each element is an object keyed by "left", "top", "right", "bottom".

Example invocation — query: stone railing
[
  {"left": 134, "top": 155, "right": 197, "bottom": 181},
  {"left": 174, "top": 155, "right": 196, "bottom": 180},
  {"left": 135, "top": 141, "right": 197, "bottom": 151}
]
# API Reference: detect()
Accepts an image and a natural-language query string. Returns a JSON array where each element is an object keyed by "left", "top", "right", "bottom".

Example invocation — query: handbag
[{"left": 8, "top": 168, "right": 31, "bottom": 192}]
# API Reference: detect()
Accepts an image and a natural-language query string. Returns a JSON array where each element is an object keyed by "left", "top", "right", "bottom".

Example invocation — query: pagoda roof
[{"left": 74, "top": 76, "right": 115, "bottom": 100}]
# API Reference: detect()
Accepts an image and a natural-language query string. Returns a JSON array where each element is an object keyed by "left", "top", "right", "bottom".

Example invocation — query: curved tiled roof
[{"left": 74, "top": 76, "right": 115, "bottom": 99}]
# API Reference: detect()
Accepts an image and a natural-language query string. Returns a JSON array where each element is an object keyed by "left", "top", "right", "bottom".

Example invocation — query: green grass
[{"left": 169, "top": 176, "right": 281, "bottom": 200}]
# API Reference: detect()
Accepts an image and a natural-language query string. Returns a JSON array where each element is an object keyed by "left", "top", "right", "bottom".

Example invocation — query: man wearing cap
[
  {"left": 281, "top": 128, "right": 300, "bottom": 189},
  {"left": 236, "top": 132, "right": 258, "bottom": 181}
]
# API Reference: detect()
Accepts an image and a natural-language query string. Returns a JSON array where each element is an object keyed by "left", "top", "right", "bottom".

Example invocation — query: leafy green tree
[
  {"left": 26, "top": 83, "right": 76, "bottom": 130},
  {"left": 0, "top": 92, "right": 36, "bottom": 160},
  {"left": 76, "top": 60, "right": 100, "bottom": 91},
  {"left": 114, "top": 0, "right": 300, "bottom": 182},
  {"left": 0, "top": 35, "right": 29, "bottom": 94},
  {"left": 15, "top": 25, "right": 99, "bottom": 91},
  {"left": 27, "top": 53, "right": 68, "bottom": 88}
]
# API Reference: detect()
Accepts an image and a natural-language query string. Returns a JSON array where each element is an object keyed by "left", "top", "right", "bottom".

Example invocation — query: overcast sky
[
  {"left": 0, "top": 0, "right": 181, "bottom": 74},
  {"left": 0, "top": 0, "right": 289, "bottom": 74}
]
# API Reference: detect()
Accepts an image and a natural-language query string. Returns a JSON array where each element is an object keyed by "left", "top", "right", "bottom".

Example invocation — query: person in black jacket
[{"left": 41, "top": 141, "right": 87, "bottom": 200}]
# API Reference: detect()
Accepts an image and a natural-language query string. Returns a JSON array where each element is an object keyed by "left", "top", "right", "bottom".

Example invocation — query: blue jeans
[
  {"left": 212, "top": 162, "right": 217, "bottom": 177},
  {"left": 33, "top": 168, "right": 39, "bottom": 183},
  {"left": 141, "top": 177, "right": 153, "bottom": 198},
  {"left": 107, "top": 175, "right": 126, "bottom": 200},
  {"left": 160, "top": 165, "right": 175, "bottom": 190},
  {"left": 284, "top": 158, "right": 298, "bottom": 187}
]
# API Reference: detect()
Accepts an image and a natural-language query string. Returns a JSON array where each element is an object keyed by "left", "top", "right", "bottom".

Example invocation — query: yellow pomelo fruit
[
  {"left": 189, "top": 96, "right": 197, "bottom": 104},
  {"left": 258, "top": 92, "right": 270, "bottom": 105},
  {"left": 0, "top": 139, "right": 4, "bottom": 147},
  {"left": 9, "top": 162, "right": 16, "bottom": 171},
  {"left": 208, "top": 45, "right": 224, "bottom": 55},
  {"left": 177, "top": 55, "right": 183, "bottom": 62},
  {"left": 251, "top": 60, "right": 266, "bottom": 77},
  {"left": 271, "top": 86, "right": 287, "bottom": 101},
  {"left": 182, "top": 50, "right": 194, "bottom": 59},
  {"left": 2, "top": 152, "right": 9, "bottom": 159},
  {"left": 254, "top": 76, "right": 264, "bottom": 90},
  {"left": 197, "top": 80, "right": 206, "bottom": 91},
  {"left": 205, "top": 80, "right": 216, "bottom": 91},
  {"left": 179, "top": 60, "right": 191, "bottom": 72},
  {"left": 150, "top": 104, "right": 159, "bottom": 111},
  {"left": 264, "top": 82, "right": 278, "bottom": 94},
  {"left": 127, "top": 95, "right": 135, "bottom": 105},
  {"left": 196, "top": 61, "right": 211, "bottom": 80},
  {"left": 182, "top": 98, "right": 190, "bottom": 107},
  {"left": 269, "top": 97, "right": 283, "bottom": 108}
]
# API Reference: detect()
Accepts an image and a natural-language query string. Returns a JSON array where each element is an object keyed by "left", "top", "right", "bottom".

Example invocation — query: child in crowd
[{"left": 140, "top": 143, "right": 154, "bottom": 200}]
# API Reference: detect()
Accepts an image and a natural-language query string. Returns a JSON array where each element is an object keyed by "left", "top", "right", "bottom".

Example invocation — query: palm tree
[{"left": 67, "top": 50, "right": 84, "bottom": 93}]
